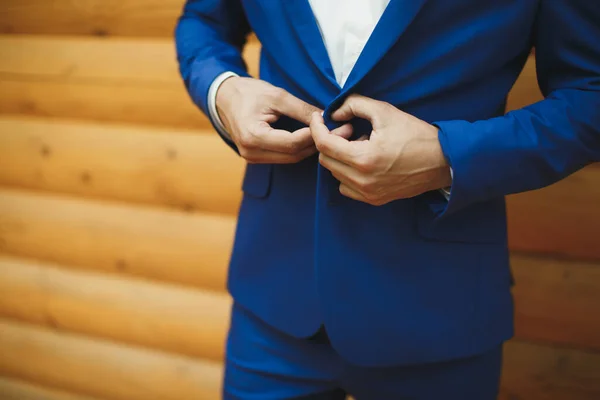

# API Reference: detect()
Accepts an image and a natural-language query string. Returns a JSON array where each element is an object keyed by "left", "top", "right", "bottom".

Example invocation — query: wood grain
[
  {"left": 0, "top": 0, "right": 185, "bottom": 38},
  {"left": 506, "top": 55, "right": 543, "bottom": 112},
  {"left": 0, "top": 319, "right": 223, "bottom": 400},
  {"left": 501, "top": 341, "right": 600, "bottom": 400},
  {"left": 0, "top": 79, "right": 210, "bottom": 130},
  {"left": 0, "top": 255, "right": 231, "bottom": 361},
  {"left": 511, "top": 254, "right": 600, "bottom": 351},
  {"left": 0, "top": 1, "right": 260, "bottom": 40},
  {"left": 0, "top": 116, "right": 245, "bottom": 215},
  {"left": 0, "top": 377, "right": 102, "bottom": 400},
  {"left": 0, "top": 35, "right": 260, "bottom": 128},
  {"left": 0, "top": 35, "right": 260, "bottom": 82},
  {"left": 507, "top": 166, "right": 600, "bottom": 261},
  {"left": 0, "top": 188, "right": 234, "bottom": 292}
]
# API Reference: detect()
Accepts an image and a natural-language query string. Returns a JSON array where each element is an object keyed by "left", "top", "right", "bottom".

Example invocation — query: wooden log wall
[{"left": 0, "top": 1, "right": 598, "bottom": 399}]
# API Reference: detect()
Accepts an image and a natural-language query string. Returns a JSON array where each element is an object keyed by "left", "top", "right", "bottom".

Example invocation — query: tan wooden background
[{"left": 0, "top": 1, "right": 599, "bottom": 399}]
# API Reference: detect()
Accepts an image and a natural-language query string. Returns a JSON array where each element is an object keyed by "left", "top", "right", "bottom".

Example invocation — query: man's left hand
[{"left": 311, "top": 94, "right": 452, "bottom": 206}]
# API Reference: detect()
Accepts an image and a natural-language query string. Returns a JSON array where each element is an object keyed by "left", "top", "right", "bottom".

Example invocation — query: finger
[
  {"left": 253, "top": 124, "right": 315, "bottom": 154},
  {"left": 244, "top": 145, "right": 317, "bottom": 164},
  {"left": 331, "top": 94, "right": 385, "bottom": 124},
  {"left": 271, "top": 90, "right": 322, "bottom": 125},
  {"left": 319, "top": 153, "right": 361, "bottom": 187},
  {"left": 330, "top": 123, "right": 353, "bottom": 139},
  {"left": 355, "top": 134, "right": 369, "bottom": 142},
  {"left": 311, "top": 112, "right": 362, "bottom": 166},
  {"left": 339, "top": 183, "right": 369, "bottom": 202}
]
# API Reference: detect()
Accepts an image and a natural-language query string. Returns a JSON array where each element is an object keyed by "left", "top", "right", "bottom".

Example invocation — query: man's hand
[
  {"left": 217, "top": 77, "right": 352, "bottom": 163},
  {"left": 311, "top": 94, "right": 452, "bottom": 206}
]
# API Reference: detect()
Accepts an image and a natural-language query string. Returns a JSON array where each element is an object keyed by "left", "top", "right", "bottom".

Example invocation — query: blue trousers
[{"left": 223, "top": 303, "right": 503, "bottom": 400}]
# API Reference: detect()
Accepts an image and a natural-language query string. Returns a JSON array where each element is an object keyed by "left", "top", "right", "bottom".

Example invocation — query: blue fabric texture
[
  {"left": 175, "top": 0, "right": 600, "bottom": 366},
  {"left": 224, "top": 302, "right": 503, "bottom": 399}
]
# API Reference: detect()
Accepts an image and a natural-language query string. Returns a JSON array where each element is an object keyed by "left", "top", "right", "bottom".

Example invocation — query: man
[{"left": 175, "top": 1, "right": 600, "bottom": 398}]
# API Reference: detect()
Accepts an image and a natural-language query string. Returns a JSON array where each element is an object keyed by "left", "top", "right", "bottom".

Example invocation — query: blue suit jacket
[{"left": 176, "top": 0, "right": 600, "bottom": 366}]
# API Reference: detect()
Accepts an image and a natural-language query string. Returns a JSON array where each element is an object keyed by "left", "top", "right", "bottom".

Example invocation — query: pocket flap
[{"left": 241, "top": 163, "right": 273, "bottom": 198}]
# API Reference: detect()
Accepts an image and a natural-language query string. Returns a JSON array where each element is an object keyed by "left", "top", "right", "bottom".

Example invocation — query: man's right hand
[{"left": 216, "top": 77, "right": 352, "bottom": 163}]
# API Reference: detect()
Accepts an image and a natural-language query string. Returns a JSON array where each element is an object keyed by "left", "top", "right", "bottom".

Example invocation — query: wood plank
[
  {"left": 501, "top": 341, "right": 600, "bottom": 400},
  {"left": 0, "top": 188, "right": 233, "bottom": 292},
  {"left": 506, "top": 55, "right": 543, "bottom": 112},
  {"left": 0, "top": 35, "right": 260, "bottom": 128},
  {"left": 0, "top": 0, "right": 185, "bottom": 38},
  {"left": 0, "top": 377, "right": 102, "bottom": 400},
  {"left": 0, "top": 79, "right": 210, "bottom": 130},
  {"left": 0, "top": 117, "right": 245, "bottom": 215},
  {"left": 0, "top": 1, "right": 261, "bottom": 40},
  {"left": 0, "top": 256, "right": 231, "bottom": 361},
  {"left": 0, "top": 35, "right": 260, "bottom": 83},
  {"left": 0, "top": 319, "right": 223, "bottom": 400},
  {"left": 0, "top": 36, "right": 177, "bottom": 84},
  {"left": 0, "top": 255, "right": 231, "bottom": 361},
  {"left": 512, "top": 254, "right": 600, "bottom": 351},
  {"left": 507, "top": 166, "right": 600, "bottom": 261}
]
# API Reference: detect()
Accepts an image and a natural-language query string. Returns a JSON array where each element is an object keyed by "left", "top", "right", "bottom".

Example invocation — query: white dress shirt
[
  {"left": 207, "top": 0, "right": 452, "bottom": 197},
  {"left": 308, "top": 0, "right": 391, "bottom": 87}
]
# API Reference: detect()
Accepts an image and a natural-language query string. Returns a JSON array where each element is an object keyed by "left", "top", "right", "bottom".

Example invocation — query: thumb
[
  {"left": 331, "top": 94, "right": 385, "bottom": 126},
  {"left": 271, "top": 89, "right": 322, "bottom": 125},
  {"left": 331, "top": 123, "right": 354, "bottom": 139}
]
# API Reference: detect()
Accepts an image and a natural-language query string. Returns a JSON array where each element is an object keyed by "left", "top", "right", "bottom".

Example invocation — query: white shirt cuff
[
  {"left": 439, "top": 167, "right": 453, "bottom": 200},
  {"left": 208, "top": 71, "right": 239, "bottom": 140}
]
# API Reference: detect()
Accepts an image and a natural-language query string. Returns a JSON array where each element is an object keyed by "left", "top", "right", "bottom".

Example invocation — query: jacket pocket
[
  {"left": 415, "top": 193, "right": 507, "bottom": 244},
  {"left": 241, "top": 163, "right": 273, "bottom": 198}
]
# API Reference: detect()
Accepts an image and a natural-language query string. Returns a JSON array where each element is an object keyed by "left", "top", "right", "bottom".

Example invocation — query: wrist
[
  {"left": 427, "top": 127, "right": 453, "bottom": 190},
  {"left": 215, "top": 75, "right": 240, "bottom": 119},
  {"left": 216, "top": 76, "right": 243, "bottom": 134}
]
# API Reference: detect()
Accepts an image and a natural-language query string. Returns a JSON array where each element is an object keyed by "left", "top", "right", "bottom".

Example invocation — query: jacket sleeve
[
  {"left": 433, "top": 0, "right": 600, "bottom": 217},
  {"left": 175, "top": 0, "right": 251, "bottom": 149}
]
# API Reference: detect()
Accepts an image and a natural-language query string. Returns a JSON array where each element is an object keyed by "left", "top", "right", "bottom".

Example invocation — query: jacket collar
[{"left": 282, "top": 0, "right": 429, "bottom": 94}]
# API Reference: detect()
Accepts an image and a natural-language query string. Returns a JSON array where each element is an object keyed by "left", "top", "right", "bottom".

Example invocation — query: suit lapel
[
  {"left": 342, "top": 0, "right": 428, "bottom": 91},
  {"left": 282, "top": 0, "right": 340, "bottom": 89}
]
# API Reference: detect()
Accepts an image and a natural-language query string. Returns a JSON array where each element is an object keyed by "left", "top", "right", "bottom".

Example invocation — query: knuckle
[
  {"left": 365, "top": 194, "right": 382, "bottom": 206},
  {"left": 238, "top": 147, "right": 250, "bottom": 158},
  {"left": 287, "top": 140, "right": 303, "bottom": 154},
  {"left": 382, "top": 102, "right": 396, "bottom": 115},
  {"left": 318, "top": 153, "right": 327, "bottom": 165},
  {"left": 302, "top": 102, "right": 314, "bottom": 118},
  {"left": 238, "top": 133, "right": 257, "bottom": 149},
  {"left": 315, "top": 140, "right": 327, "bottom": 153},
  {"left": 359, "top": 177, "right": 376, "bottom": 193},
  {"left": 356, "top": 154, "right": 376, "bottom": 172},
  {"left": 380, "top": 100, "right": 394, "bottom": 110},
  {"left": 292, "top": 152, "right": 308, "bottom": 163},
  {"left": 267, "top": 87, "right": 285, "bottom": 102},
  {"left": 239, "top": 149, "right": 255, "bottom": 162},
  {"left": 362, "top": 188, "right": 379, "bottom": 202}
]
